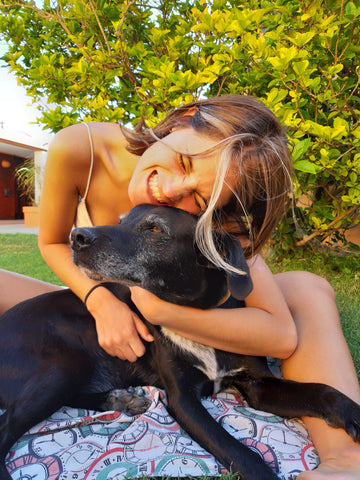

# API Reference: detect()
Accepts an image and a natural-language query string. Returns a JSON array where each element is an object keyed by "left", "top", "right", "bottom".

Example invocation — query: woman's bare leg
[
  {"left": 276, "top": 271, "right": 360, "bottom": 479},
  {"left": 0, "top": 269, "right": 63, "bottom": 315}
]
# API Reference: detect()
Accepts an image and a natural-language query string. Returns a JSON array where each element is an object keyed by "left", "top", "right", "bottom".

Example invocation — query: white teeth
[{"left": 149, "top": 172, "right": 165, "bottom": 203}]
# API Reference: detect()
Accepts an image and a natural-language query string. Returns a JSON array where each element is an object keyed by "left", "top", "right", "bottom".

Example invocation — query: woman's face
[{"left": 128, "top": 128, "right": 234, "bottom": 215}]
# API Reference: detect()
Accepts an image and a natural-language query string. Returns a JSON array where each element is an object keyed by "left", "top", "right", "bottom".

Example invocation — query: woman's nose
[{"left": 162, "top": 176, "right": 196, "bottom": 202}]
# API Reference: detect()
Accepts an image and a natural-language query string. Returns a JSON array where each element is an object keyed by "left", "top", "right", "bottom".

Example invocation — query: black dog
[{"left": 0, "top": 204, "right": 360, "bottom": 480}]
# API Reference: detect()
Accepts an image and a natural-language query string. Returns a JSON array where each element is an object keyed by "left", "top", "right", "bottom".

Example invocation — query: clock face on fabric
[
  {"left": 57, "top": 441, "right": 104, "bottom": 474},
  {"left": 109, "top": 419, "right": 148, "bottom": 446},
  {"left": 154, "top": 455, "right": 213, "bottom": 477},
  {"left": 143, "top": 408, "right": 176, "bottom": 427},
  {"left": 82, "top": 449, "right": 139, "bottom": 480},
  {"left": 29, "top": 431, "right": 77, "bottom": 457},
  {"left": 122, "top": 431, "right": 175, "bottom": 464},
  {"left": 301, "top": 444, "right": 320, "bottom": 471},
  {"left": 219, "top": 414, "right": 257, "bottom": 438},
  {"left": 6, "top": 454, "right": 62, "bottom": 480},
  {"left": 174, "top": 434, "right": 212, "bottom": 457},
  {"left": 234, "top": 404, "right": 283, "bottom": 423},
  {"left": 241, "top": 438, "right": 279, "bottom": 474}
]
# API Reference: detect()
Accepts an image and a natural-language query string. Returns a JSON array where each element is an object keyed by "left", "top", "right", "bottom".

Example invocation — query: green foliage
[
  {"left": 15, "top": 158, "right": 36, "bottom": 205},
  {"left": 0, "top": 0, "right": 359, "bottom": 250}
]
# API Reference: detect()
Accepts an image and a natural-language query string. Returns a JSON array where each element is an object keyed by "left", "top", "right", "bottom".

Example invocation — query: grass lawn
[
  {"left": 0, "top": 233, "right": 64, "bottom": 285},
  {"left": 1, "top": 233, "right": 359, "bottom": 374}
]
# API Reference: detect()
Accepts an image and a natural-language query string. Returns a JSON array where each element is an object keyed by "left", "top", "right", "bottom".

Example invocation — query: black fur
[{"left": 0, "top": 205, "right": 360, "bottom": 480}]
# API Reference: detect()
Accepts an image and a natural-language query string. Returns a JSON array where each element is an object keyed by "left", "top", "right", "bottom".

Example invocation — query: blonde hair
[{"left": 123, "top": 95, "right": 293, "bottom": 272}]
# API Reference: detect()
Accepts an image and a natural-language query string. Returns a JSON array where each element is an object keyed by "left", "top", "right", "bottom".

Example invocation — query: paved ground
[{"left": 0, "top": 220, "right": 38, "bottom": 235}]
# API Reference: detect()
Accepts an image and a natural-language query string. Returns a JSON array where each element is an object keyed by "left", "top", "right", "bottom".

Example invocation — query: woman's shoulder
[
  {"left": 50, "top": 122, "right": 125, "bottom": 153},
  {"left": 47, "top": 122, "right": 129, "bottom": 170}
]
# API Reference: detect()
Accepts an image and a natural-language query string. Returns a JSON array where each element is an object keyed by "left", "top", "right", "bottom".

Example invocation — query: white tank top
[{"left": 74, "top": 122, "right": 94, "bottom": 228}]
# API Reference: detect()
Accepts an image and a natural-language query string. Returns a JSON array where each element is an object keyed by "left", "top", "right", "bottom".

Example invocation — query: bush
[{"left": 0, "top": 0, "right": 359, "bottom": 251}]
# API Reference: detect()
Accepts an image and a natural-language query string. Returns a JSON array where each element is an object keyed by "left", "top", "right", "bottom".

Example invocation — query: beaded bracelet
[{"left": 84, "top": 284, "right": 104, "bottom": 306}]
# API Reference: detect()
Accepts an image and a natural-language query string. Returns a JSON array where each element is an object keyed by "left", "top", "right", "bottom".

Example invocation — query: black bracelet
[{"left": 84, "top": 284, "right": 104, "bottom": 306}]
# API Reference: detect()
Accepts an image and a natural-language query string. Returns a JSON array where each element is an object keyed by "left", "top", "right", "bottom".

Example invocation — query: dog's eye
[
  {"left": 143, "top": 222, "right": 163, "bottom": 233},
  {"left": 142, "top": 216, "right": 170, "bottom": 235}
]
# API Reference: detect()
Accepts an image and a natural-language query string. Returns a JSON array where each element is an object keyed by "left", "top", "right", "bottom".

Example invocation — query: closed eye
[
  {"left": 178, "top": 153, "right": 187, "bottom": 173},
  {"left": 194, "top": 193, "right": 208, "bottom": 213},
  {"left": 178, "top": 154, "right": 208, "bottom": 213}
]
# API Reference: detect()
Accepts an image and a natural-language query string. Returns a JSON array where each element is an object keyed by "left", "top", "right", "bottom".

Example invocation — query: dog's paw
[
  {"left": 326, "top": 394, "right": 360, "bottom": 443},
  {"left": 343, "top": 404, "right": 360, "bottom": 443},
  {"left": 105, "top": 387, "right": 151, "bottom": 416}
]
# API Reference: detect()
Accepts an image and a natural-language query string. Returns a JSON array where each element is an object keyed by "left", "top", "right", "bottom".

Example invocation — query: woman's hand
[
  {"left": 130, "top": 286, "right": 177, "bottom": 326},
  {"left": 86, "top": 286, "right": 154, "bottom": 362},
  {"left": 131, "top": 256, "right": 298, "bottom": 360}
]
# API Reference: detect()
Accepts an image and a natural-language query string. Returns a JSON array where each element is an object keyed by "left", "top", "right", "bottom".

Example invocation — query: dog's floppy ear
[
  {"left": 219, "top": 234, "right": 253, "bottom": 301},
  {"left": 118, "top": 213, "right": 128, "bottom": 224}
]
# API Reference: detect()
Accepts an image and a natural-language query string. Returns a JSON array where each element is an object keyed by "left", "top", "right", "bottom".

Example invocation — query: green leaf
[
  {"left": 266, "top": 88, "right": 288, "bottom": 106},
  {"left": 293, "top": 60, "right": 309, "bottom": 76},
  {"left": 345, "top": 1, "right": 360, "bottom": 18},
  {"left": 294, "top": 160, "right": 321, "bottom": 174},
  {"left": 292, "top": 138, "right": 311, "bottom": 161},
  {"left": 288, "top": 31, "right": 315, "bottom": 47}
]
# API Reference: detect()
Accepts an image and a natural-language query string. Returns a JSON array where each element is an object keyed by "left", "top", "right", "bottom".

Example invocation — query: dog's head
[{"left": 71, "top": 205, "right": 252, "bottom": 309}]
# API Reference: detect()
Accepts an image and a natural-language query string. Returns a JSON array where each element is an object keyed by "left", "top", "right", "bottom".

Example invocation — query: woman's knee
[
  {"left": 0, "top": 269, "right": 59, "bottom": 315},
  {"left": 275, "top": 270, "right": 336, "bottom": 314},
  {"left": 298, "top": 271, "right": 335, "bottom": 299}
]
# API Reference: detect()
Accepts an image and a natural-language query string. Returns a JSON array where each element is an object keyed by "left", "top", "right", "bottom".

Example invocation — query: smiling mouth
[{"left": 149, "top": 171, "right": 166, "bottom": 204}]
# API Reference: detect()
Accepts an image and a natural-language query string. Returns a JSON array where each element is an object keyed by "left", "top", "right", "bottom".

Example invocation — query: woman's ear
[
  {"left": 182, "top": 106, "right": 199, "bottom": 117},
  {"left": 171, "top": 107, "right": 199, "bottom": 132}
]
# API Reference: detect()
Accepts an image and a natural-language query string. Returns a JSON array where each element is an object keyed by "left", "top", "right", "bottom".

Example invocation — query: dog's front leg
[
  {"left": 158, "top": 354, "right": 278, "bottom": 480},
  {"left": 232, "top": 374, "right": 360, "bottom": 442}
]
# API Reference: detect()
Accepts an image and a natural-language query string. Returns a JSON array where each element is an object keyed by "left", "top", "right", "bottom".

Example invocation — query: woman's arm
[
  {"left": 38, "top": 124, "right": 108, "bottom": 298},
  {"left": 38, "top": 123, "right": 95, "bottom": 299},
  {"left": 130, "top": 255, "right": 298, "bottom": 359},
  {"left": 38, "top": 124, "right": 153, "bottom": 361}
]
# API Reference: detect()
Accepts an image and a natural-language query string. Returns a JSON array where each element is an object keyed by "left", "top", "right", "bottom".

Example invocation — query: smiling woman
[
  {"left": 125, "top": 97, "right": 292, "bottom": 270},
  {"left": 128, "top": 127, "right": 234, "bottom": 216}
]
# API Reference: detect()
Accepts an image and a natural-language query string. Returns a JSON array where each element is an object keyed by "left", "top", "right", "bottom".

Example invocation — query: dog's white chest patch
[
  {"left": 161, "top": 328, "right": 218, "bottom": 379},
  {"left": 161, "top": 328, "right": 240, "bottom": 383}
]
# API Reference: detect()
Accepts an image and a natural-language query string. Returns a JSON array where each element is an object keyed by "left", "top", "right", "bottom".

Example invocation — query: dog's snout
[{"left": 71, "top": 228, "right": 97, "bottom": 250}]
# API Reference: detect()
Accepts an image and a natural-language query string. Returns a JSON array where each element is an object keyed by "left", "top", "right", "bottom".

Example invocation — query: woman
[{"left": 1, "top": 95, "right": 359, "bottom": 479}]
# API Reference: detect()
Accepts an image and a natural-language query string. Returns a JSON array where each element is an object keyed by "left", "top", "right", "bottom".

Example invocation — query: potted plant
[{"left": 16, "top": 158, "right": 40, "bottom": 228}]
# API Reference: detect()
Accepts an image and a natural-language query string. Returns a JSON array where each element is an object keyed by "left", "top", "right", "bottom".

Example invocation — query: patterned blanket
[{"left": 4, "top": 387, "right": 319, "bottom": 480}]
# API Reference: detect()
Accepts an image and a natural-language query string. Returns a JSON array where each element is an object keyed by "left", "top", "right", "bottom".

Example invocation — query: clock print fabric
[{"left": 4, "top": 387, "right": 319, "bottom": 480}]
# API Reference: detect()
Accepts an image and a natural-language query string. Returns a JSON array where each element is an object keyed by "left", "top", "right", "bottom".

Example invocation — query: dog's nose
[{"left": 71, "top": 228, "right": 97, "bottom": 250}]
